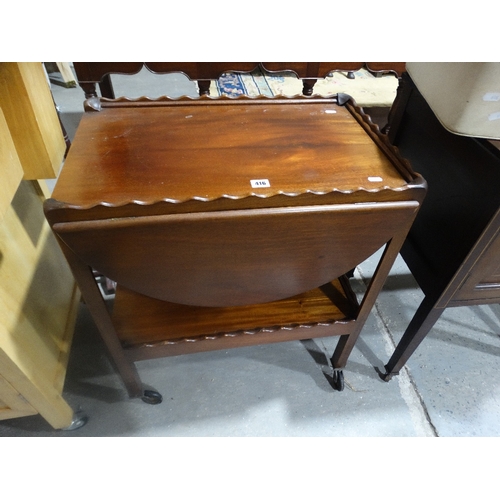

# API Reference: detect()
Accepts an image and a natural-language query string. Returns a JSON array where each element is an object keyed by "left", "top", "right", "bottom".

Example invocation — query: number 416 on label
[{"left": 250, "top": 179, "right": 271, "bottom": 188}]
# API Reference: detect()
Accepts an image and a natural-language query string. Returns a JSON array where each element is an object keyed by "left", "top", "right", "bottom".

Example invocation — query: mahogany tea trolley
[{"left": 45, "top": 63, "right": 426, "bottom": 404}]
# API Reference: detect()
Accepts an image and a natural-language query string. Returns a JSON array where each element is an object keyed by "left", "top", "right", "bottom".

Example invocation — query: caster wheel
[
  {"left": 332, "top": 370, "right": 345, "bottom": 391},
  {"left": 141, "top": 390, "right": 163, "bottom": 405},
  {"left": 63, "top": 409, "right": 89, "bottom": 431}
]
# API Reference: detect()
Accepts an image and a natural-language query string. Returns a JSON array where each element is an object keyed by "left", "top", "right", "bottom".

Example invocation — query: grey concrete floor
[{"left": 2, "top": 67, "right": 500, "bottom": 439}]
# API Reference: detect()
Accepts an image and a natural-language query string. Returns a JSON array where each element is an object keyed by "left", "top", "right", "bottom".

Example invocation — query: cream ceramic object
[{"left": 406, "top": 62, "right": 500, "bottom": 140}]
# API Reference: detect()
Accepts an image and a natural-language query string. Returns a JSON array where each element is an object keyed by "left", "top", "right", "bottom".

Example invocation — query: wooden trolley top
[{"left": 49, "top": 96, "right": 421, "bottom": 221}]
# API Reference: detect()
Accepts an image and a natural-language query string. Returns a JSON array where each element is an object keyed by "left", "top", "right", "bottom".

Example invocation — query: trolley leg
[
  {"left": 59, "top": 241, "right": 144, "bottom": 398},
  {"left": 382, "top": 296, "right": 443, "bottom": 381}
]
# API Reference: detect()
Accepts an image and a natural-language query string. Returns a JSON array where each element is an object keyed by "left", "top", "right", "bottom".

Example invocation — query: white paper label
[
  {"left": 483, "top": 93, "right": 500, "bottom": 102},
  {"left": 251, "top": 179, "right": 271, "bottom": 188}
]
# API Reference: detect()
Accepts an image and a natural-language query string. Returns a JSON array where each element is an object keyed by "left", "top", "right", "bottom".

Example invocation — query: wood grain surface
[{"left": 52, "top": 100, "right": 408, "bottom": 209}]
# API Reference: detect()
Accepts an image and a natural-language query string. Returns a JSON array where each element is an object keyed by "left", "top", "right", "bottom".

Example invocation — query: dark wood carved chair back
[{"left": 73, "top": 62, "right": 406, "bottom": 100}]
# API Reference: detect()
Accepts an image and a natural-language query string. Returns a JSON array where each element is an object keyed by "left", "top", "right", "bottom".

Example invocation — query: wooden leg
[
  {"left": 198, "top": 80, "right": 211, "bottom": 95},
  {"left": 382, "top": 295, "right": 444, "bottom": 381},
  {"left": 99, "top": 74, "right": 115, "bottom": 99},
  {"left": 302, "top": 79, "right": 317, "bottom": 96},
  {"left": 79, "top": 82, "right": 98, "bottom": 99},
  {"left": 331, "top": 227, "right": 415, "bottom": 369},
  {"left": 57, "top": 239, "right": 144, "bottom": 398},
  {"left": 50, "top": 93, "right": 70, "bottom": 157},
  {"left": 387, "top": 73, "right": 413, "bottom": 142},
  {"left": 55, "top": 63, "right": 77, "bottom": 87}
]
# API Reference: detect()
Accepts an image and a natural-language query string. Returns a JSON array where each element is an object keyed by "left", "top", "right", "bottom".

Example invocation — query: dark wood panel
[
  {"left": 73, "top": 62, "right": 406, "bottom": 99},
  {"left": 74, "top": 62, "right": 405, "bottom": 81},
  {"left": 261, "top": 62, "right": 363, "bottom": 77},
  {"left": 366, "top": 62, "right": 406, "bottom": 76},
  {"left": 72, "top": 62, "right": 144, "bottom": 82},
  {"left": 451, "top": 210, "right": 500, "bottom": 303},
  {"left": 53, "top": 202, "right": 418, "bottom": 307}
]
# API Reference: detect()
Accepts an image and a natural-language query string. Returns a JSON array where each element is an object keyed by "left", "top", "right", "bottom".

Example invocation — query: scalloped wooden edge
[
  {"left": 44, "top": 183, "right": 425, "bottom": 213},
  {"left": 344, "top": 99, "right": 417, "bottom": 182},
  {"left": 126, "top": 319, "right": 350, "bottom": 350},
  {"left": 64, "top": 93, "right": 425, "bottom": 212},
  {"left": 84, "top": 93, "right": 342, "bottom": 111}
]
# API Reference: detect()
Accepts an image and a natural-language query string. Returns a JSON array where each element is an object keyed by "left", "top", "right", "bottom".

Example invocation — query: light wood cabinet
[
  {"left": 0, "top": 62, "right": 66, "bottom": 180},
  {"left": 0, "top": 108, "right": 23, "bottom": 220},
  {"left": 0, "top": 63, "right": 79, "bottom": 429}
]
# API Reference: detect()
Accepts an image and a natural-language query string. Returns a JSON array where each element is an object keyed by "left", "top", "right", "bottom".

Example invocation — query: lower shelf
[{"left": 112, "top": 277, "right": 359, "bottom": 361}]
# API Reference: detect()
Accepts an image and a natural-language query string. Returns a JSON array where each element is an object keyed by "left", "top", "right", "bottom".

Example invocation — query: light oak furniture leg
[{"left": 1, "top": 62, "right": 85, "bottom": 428}]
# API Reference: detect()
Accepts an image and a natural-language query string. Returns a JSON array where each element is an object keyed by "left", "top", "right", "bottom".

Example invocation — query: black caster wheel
[
  {"left": 141, "top": 390, "right": 163, "bottom": 405},
  {"left": 332, "top": 370, "right": 345, "bottom": 391}
]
